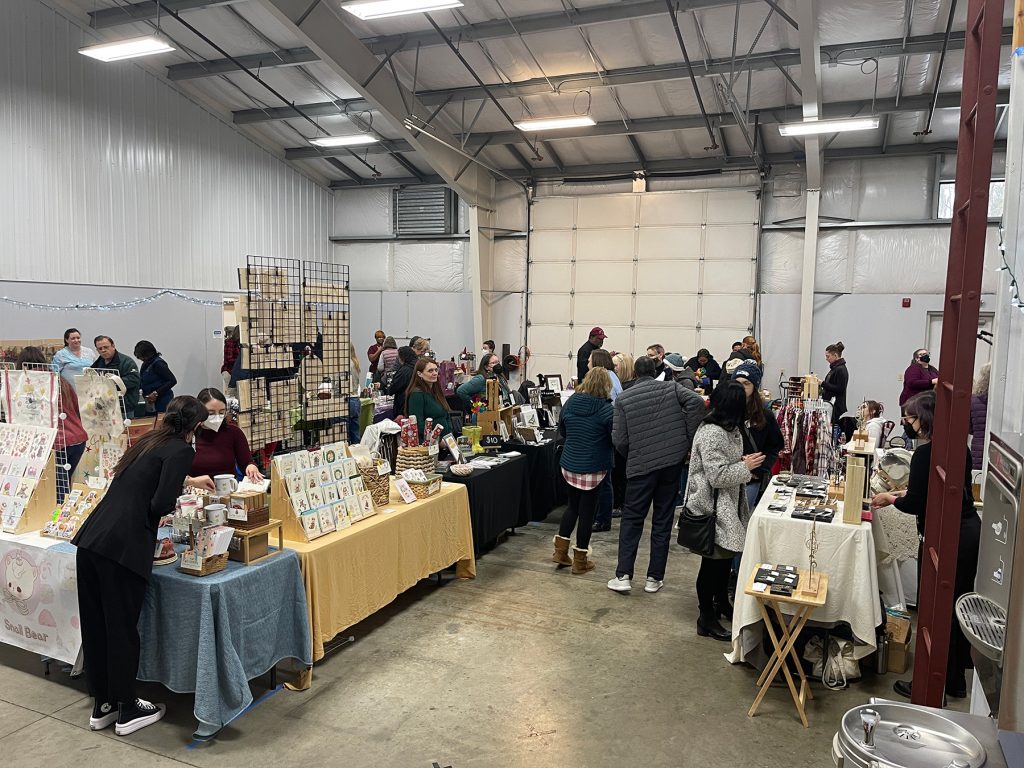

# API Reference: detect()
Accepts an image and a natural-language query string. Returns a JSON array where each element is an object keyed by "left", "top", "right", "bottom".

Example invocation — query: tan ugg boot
[
  {"left": 551, "top": 535, "right": 572, "bottom": 567},
  {"left": 571, "top": 546, "right": 595, "bottom": 574}
]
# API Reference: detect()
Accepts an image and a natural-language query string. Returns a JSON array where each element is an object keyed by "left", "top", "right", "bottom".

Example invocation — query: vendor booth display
[{"left": 0, "top": 424, "right": 58, "bottom": 533}]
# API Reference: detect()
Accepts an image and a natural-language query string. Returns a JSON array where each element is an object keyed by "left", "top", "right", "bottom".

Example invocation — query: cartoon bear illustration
[{"left": 3, "top": 550, "right": 39, "bottom": 616}]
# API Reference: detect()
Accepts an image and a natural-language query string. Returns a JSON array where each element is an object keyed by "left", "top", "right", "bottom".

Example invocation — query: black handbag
[{"left": 677, "top": 488, "right": 719, "bottom": 557}]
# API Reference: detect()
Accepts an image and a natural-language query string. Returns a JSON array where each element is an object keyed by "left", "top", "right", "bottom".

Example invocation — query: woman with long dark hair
[
  {"left": 456, "top": 352, "right": 499, "bottom": 408},
  {"left": 685, "top": 382, "right": 764, "bottom": 641},
  {"left": 405, "top": 358, "right": 453, "bottom": 442},
  {"left": 871, "top": 390, "right": 980, "bottom": 699},
  {"left": 72, "top": 396, "right": 214, "bottom": 736},
  {"left": 732, "top": 363, "right": 783, "bottom": 510},
  {"left": 191, "top": 387, "right": 263, "bottom": 483}
]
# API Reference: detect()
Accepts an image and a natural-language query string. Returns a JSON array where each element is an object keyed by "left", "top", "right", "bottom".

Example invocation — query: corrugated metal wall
[{"left": 0, "top": 0, "right": 332, "bottom": 292}]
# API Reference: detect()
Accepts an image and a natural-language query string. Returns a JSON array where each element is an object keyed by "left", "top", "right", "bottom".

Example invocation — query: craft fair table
[
  {"left": 444, "top": 454, "right": 531, "bottom": 550},
  {"left": 284, "top": 482, "right": 475, "bottom": 675},
  {"left": 502, "top": 430, "right": 567, "bottom": 521},
  {"left": 726, "top": 482, "right": 881, "bottom": 667},
  {"left": 0, "top": 530, "right": 310, "bottom": 738},
  {"left": 745, "top": 567, "right": 829, "bottom": 729}
]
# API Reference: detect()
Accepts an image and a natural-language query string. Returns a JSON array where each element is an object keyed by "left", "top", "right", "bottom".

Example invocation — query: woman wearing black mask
[
  {"left": 900, "top": 348, "right": 939, "bottom": 407},
  {"left": 870, "top": 391, "right": 979, "bottom": 700}
]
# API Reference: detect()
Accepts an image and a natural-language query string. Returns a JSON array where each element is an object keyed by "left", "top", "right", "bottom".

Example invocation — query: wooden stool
[{"left": 745, "top": 567, "right": 829, "bottom": 728}]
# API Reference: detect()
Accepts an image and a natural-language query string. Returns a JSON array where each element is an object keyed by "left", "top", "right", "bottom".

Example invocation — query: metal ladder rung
[
  {"left": 969, "top": 7, "right": 985, "bottom": 35},
  {"left": 929, "top": 545, "right": 940, "bottom": 569},
  {"left": 965, "top": 103, "right": 979, "bottom": 126},
  {"left": 942, "top": 381, "right": 954, "bottom": 393},
  {"left": 956, "top": 200, "right": 972, "bottom": 217},
  {"left": 936, "top": 465, "right": 947, "bottom": 483},
  {"left": 922, "top": 626, "right": 932, "bottom": 654}
]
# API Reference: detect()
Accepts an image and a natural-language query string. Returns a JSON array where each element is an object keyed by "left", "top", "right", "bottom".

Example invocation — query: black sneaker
[
  {"left": 89, "top": 700, "right": 117, "bottom": 731},
  {"left": 115, "top": 698, "right": 166, "bottom": 736}
]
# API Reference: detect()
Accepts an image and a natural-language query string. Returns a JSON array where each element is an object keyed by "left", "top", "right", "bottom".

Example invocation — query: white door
[
  {"left": 526, "top": 189, "right": 759, "bottom": 382},
  {"left": 925, "top": 311, "right": 994, "bottom": 376}
]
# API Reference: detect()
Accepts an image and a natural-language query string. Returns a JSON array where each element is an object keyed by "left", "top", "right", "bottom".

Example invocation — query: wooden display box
[
  {"left": 227, "top": 519, "right": 283, "bottom": 564},
  {"left": 6, "top": 453, "right": 58, "bottom": 535},
  {"left": 227, "top": 491, "right": 270, "bottom": 529}
]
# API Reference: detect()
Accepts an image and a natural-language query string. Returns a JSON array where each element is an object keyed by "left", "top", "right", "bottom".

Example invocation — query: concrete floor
[{"left": 0, "top": 515, "right": 968, "bottom": 768}]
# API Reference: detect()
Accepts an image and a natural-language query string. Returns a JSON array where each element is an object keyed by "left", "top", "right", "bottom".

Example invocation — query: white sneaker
[
  {"left": 115, "top": 698, "right": 166, "bottom": 736},
  {"left": 607, "top": 575, "right": 632, "bottom": 593},
  {"left": 644, "top": 578, "right": 665, "bottom": 593}
]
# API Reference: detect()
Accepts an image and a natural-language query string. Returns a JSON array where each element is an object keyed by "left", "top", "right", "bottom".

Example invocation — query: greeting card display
[
  {"left": 0, "top": 423, "right": 58, "bottom": 533},
  {"left": 2, "top": 369, "right": 59, "bottom": 428},
  {"left": 41, "top": 486, "right": 104, "bottom": 541},
  {"left": 271, "top": 441, "right": 381, "bottom": 542}
]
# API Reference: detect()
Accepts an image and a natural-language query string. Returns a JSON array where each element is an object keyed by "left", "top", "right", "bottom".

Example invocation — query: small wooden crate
[
  {"left": 228, "top": 491, "right": 270, "bottom": 530},
  {"left": 407, "top": 473, "right": 442, "bottom": 499},
  {"left": 228, "top": 519, "right": 283, "bottom": 564},
  {"left": 179, "top": 552, "right": 229, "bottom": 577}
]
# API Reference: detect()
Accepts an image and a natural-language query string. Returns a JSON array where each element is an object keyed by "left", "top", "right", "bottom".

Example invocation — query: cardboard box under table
[{"left": 284, "top": 481, "right": 475, "bottom": 681}]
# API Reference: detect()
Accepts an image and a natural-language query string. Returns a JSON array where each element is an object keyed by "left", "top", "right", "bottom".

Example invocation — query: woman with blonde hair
[
  {"left": 612, "top": 352, "right": 636, "bottom": 389},
  {"left": 743, "top": 335, "right": 763, "bottom": 369},
  {"left": 970, "top": 362, "right": 990, "bottom": 469},
  {"left": 551, "top": 367, "right": 614, "bottom": 574}
]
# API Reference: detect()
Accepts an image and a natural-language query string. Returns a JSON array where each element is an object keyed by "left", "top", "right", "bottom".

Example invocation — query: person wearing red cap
[{"left": 577, "top": 327, "right": 607, "bottom": 383}]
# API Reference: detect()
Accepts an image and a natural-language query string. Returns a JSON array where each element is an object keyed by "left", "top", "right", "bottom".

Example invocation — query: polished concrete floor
[{"left": 0, "top": 515, "right": 966, "bottom": 768}]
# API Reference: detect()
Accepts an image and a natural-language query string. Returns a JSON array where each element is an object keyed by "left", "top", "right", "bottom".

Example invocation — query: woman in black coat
[
  {"left": 72, "top": 396, "right": 214, "bottom": 736},
  {"left": 732, "top": 364, "right": 783, "bottom": 511},
  {"left": 821, "top": 341, "right": 849, "bottom": 425}
]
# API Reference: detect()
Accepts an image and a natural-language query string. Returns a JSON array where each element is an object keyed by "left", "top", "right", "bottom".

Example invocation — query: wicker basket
[
  {"left": 227, "top": 505, "right": 270, "bottom": 531},
  {"left": 358, "top": 460, "right": 392, "bottom": 507},
  {"left": 178, "top": 552, "right": 229, "bottom": 577},
  {"left": 407, "top": 473, "right": 443, "bottom": 499},
  {"left": 396, "top": 446, "right": 437, "bottom": 474}
]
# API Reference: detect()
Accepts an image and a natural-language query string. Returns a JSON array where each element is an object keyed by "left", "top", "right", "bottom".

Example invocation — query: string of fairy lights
[{"left": 0, "top": 289, "right": 221, "bottom": 311}]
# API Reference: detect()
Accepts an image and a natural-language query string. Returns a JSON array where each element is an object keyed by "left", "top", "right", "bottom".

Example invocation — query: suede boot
[
  {"left": 551, "top": 535, "right": 572, "bottom": 567},
  {"left": 571, "top": 546, "right": 595, "bottom": 575}
]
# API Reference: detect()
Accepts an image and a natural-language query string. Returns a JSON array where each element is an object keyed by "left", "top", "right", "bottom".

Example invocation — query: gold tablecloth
[{"left": 285, "top": 482, "right": 475, "bottom": 668}]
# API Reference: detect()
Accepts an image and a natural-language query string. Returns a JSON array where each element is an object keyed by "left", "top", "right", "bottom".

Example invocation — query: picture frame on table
[{"left": 542, "top": 374, "right": 562, "bottom": 392}]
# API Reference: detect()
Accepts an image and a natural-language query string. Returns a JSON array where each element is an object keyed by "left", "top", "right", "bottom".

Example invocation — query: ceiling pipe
[
  {"left": 664, "top": 0, "right": 719, "bottom": 150},
  {"left": 916, "top": 0, "right": 958, "bottom": 136}
]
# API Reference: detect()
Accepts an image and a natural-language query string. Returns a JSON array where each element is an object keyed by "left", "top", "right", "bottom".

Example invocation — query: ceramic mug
[
  {"left": 214, "top": 474, "right": 238, "bottom": 495},
  {"left": 205, "top": 504, "right": 227, "bottom": 526}
]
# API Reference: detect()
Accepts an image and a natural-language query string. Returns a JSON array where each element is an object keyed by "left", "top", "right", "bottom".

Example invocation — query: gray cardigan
[
  {"left": 612, "top": 376, "right": 706, "bottom": 478},
  {"left": 685, "top": 423, "right": 753, "bottom": 554}
]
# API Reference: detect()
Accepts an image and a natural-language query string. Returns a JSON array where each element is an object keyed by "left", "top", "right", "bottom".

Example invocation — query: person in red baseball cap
[{"left": 577, "top": 327, "right": 607, "bottom": 383}]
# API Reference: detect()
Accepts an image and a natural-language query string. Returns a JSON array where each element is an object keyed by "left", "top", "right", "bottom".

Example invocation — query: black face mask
[
  {"left": 904, "top": 421, "right": 919, "bottom": 440},
  {"left": 919, "top": 354, "right": 931, "bottom": 364}
]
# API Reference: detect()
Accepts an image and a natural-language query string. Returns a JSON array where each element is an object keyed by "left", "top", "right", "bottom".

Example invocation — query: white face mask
[{"left": 203, "top": 414, "right": 225, "bottom": 432}]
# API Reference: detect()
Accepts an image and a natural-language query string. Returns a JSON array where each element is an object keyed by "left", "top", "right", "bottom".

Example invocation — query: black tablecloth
[
  {"left": 445, "top": 455, "right": 530, "bottom": 551},
  {"left": 502, "top": 429, "right": 567, "bottom": 521}
]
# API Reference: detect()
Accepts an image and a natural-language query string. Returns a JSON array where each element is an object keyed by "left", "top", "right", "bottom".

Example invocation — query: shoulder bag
[{"left": 677, "top": 487, "right": 718, "bottom": 556}]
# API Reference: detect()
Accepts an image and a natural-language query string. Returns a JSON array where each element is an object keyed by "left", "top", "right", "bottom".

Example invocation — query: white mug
[
  {"left": 214, "top": 474, "right": 238, "bottom": 495},
  {"left": 205, "top": 504, "right": 227, "bottom": 526}
]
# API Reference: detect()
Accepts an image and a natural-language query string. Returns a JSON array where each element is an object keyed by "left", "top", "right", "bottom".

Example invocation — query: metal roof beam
[
  {"left": 255, "top": 0, "right": 494, "bottom": 207},
  {"left": 88, "top": 0, "right": 241, "bottom": 29},
  {"left": 166, "top": 47, "right": 317, "bottom": 80},
  {"left": 232, "top": 28, "right": 1012, "bottom": 124}
]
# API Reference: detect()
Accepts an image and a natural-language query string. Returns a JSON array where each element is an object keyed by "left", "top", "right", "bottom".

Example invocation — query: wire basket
[
  {"left": 396, "top": 446, "right": 437, "bottom": 474},
  {"left": 357, "top": 460, "right": 392, "bottom": 507}
]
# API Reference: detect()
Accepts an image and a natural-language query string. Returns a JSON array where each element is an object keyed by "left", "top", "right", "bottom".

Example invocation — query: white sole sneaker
[
  {"left": 644, "top": 579, "right": 664, "bottom": 593},
  {"left": 607, "top": 576, "right": 632, "bottom": 593},
  {"left": 89, "top": 709, "right": 117, "bottom": 731},
  {"left": 115, "top": 704, "right": 166, "bottom": 736}
]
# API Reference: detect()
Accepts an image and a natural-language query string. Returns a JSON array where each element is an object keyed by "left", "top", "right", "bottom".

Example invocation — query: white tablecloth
[{"left": 725, "top": 481, "right": 882, "bottom": 665}]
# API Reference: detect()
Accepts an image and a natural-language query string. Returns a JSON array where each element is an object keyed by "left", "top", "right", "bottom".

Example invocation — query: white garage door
[{"left": 527, "top": 189, "right": 759, "bottom": 381}]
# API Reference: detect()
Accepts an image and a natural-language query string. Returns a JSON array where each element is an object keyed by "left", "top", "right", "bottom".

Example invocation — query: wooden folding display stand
[
  {"left": 476, "top": 379, "right": 520, "bottom": 438},
  {"left": 270, "top": 472, "right": 308, "bottom": 542},
  {"left": 745, "top": 567, "right": 829, "bottom": 728},
  {"left": 7, "top": 453, "right": 57, "bottom": 535}
]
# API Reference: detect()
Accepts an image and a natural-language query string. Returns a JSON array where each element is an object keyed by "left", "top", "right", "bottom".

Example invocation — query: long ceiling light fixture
[
  {"left": 778, "top": 117, "right": 880, "bottom": 137},
  {"left": 79, "top": 34, "right": 175, "bottom": 61},
  {"left": 513, "top": 116, "right": 597, "bottom": 132},
  {"left": 341, "top": 0, "right": 463, "bottom": 20},
  {"left": 309, "top": 135, "right": 379, "bottom": 147}
]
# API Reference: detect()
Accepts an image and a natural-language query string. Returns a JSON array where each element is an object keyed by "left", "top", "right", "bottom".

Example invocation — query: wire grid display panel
[
  {"left": 300, "top": 259, "right": 350, "bottom": 424},
  {"left": 526, "top": 190, "right": 758, "bottom": 380}
]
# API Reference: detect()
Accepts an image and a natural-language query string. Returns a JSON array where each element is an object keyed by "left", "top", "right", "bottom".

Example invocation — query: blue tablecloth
[{"left": 55, "top": 540, "right": 310, "bottom": 731}]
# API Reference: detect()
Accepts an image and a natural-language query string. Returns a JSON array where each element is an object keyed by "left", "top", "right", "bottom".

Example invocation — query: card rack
[{"left": 237, "top": 255, "right": 351, "bottom": 453}]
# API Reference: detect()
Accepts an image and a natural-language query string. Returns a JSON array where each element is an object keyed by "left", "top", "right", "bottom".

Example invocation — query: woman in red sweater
[{"left": 190, "top": 388, "right": 264, "bottom": 484}]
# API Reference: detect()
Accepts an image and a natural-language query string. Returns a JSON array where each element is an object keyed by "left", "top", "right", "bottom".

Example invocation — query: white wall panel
[
  {"left": 333, "top": 188, "right": 391, "bottom": 236},
  {"left": 528, "top": 262, "right": 573, "bottom": 290},
  {"left": 576, "top": 229, "right": 635, "bottom": 261},
  {"left": 575, "top": 262, "right": 634, "bottom": 292},
  {"left": 637, "top": 227, "right": 703, "bottom": 259},
  {"left": 635, "top": 326, "right": 698, "bottom": 356},
  {"left": 1, "top": 0, "right": 332, "bottom": 292},
  {"left": 700, "top": 295, "right": 753, "bottom": 328},
  {"left": 639, "top": 192, "right": 706, "bottom": 225},
  {"left": 531, "top": 198, "right": 576, "bottom": 229},
  {"left": 575, "top": 294, "right": 632, "bottom": 327},
  {"left": 528, "top": 294, "right": 572, "bottom": 325},
  {"left": 636, "top": 261, "right": 701, "bottom": 292},
  {"left": 392, "top": 242, "right": 466, "bottom": 291},
  {"left": 706, "top": 190, "right": 759, "bottom": 223},
  {"left": 528, "top": 325, "right": 574, "bottom": 356},
  {"left": 704, "top": 261, "right": 755, "bottom": 293},
  {"left": 493, "top": 239, "right": 527, "bottom": 292},
  {"left": 529, "top": 231, "right": 574, "bottom": 261},
  {"left": 635, "top": 295, "right": 699, "bottom": 326},
  {"left": 332, "top": 243, "right": 391, "bottom": 290},
  {"left": 706, "top": 225, "right": 758, "bottom": 258}
]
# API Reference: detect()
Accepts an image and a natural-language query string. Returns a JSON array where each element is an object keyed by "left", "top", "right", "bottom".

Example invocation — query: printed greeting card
[
  {"left": 331, "top": 464, "right": 346, "bottom": 482},
  {"left": 294, "top": 450, "right": 311, "bottom": 472},
  {"left": 336, "top": 477, "right": 353, "bottom": 497},
  {"left": 345, "top": 495, "right": 361, "bottom": 522},
  {"left": 318, "top": 506, "right": 336, "bottom": 533},
  {"left": 307, "top": 486, "right": 325, "bottom": 508},
  {"left": 332, "top": 502, "right": 349, "bottom": 529},
  {"left": 323, "top": 484, "right": 340, "bottom": 504}
]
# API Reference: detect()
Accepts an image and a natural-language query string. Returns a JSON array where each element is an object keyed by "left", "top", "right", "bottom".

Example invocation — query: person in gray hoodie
[{"left": 607, "top": 356, "right": 707, "bottom": 594}]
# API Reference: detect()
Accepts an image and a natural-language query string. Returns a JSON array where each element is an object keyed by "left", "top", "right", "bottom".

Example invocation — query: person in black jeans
[
  {"left": 72, "top": 397, "right": 214, "bottom": 737},
  {"left": 871, "top": 390, "right": 980, "bottom": 700},
  {"left": 607, "top": 356, "right": 706, "bottom": 594},
  {"left": 575, "top": 327, "right": 607, "bottom": 383},
  {"left": 551, "top": 368, "right": 614, "bottom": 575}
]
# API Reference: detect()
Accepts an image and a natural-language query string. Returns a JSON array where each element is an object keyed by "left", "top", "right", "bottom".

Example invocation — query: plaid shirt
[
  {"left": 222, "top": 336, "right": 241, "bottom": 374},
  {"left": 561, "top": 468, "right": 607, "bottom": 491}
]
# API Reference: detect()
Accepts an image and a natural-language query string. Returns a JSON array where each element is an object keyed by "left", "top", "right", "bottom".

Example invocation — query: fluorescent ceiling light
[
  {"left": 778, "top": 117, "right": 880, "bottom": 137},
  {"left": 79, "top": 35, "right": 175, "bottom": 62},
  {"left": 309, "top": 134, "right": 379, "bottom": 147},
  {"left": 341, "top": 0, "right": 463, "bottom": 20},
  {"left": 513, "top": 115, "right": 597, "bottom": 132}
]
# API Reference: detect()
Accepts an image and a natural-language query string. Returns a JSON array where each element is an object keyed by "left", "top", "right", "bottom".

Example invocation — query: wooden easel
[
  {"left": 476, "top": 378, "right": 520, "bottom": 438},
  {"left": 7, "top": 453, "right": 57, "bottom": 534}
]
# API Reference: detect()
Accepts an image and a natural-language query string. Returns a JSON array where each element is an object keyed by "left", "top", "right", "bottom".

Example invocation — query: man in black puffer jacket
[{"left": 608, "top": 356, "right": 707, "bottom": 595}]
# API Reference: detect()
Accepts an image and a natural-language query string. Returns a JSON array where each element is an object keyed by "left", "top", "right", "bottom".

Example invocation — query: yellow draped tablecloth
[{"left": 285, "top": 481, "right": 475, "bottom": 677}]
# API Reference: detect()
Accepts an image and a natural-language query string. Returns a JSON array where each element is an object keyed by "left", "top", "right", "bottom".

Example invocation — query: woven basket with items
[{"left": 358, "top": 458, "right": 392, "bottom": 506}]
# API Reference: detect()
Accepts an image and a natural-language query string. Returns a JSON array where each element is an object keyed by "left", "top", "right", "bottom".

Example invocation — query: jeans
[
  {"left": 559, "top": 484, "right": 600, "bottom": 549},
  {"left": 611, "top": 449, "right": 627, "bottom": 508},
  {"left": 615, "top": 463, "right": 683, "bottom": 581},
  {"left": 745, "top": 480, "right": 761, "bottom": 513},
  {"left": 593, "top": 475, "right": 614, "bottom": 527},
  {"left": 696, "top": 556, "right": 732, "bottom": 612}
]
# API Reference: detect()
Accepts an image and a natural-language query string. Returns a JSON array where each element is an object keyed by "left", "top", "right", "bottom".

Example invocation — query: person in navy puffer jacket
[{"left": 970, "top": 363, "right": 990, "bottom": 470}]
